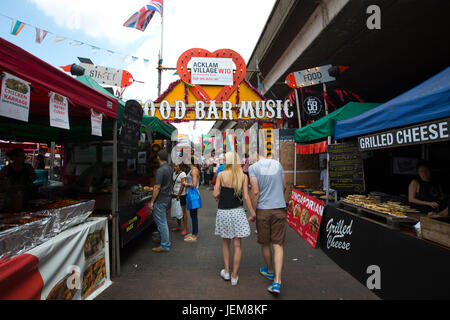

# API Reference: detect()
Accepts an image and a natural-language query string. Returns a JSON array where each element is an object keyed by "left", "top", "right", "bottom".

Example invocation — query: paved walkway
[{"left": 97, "top": 186, "right": 379, "bottom": 300}]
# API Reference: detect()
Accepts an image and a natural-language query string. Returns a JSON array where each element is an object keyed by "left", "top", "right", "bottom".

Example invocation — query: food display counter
[
  {"left": 0, "top": 199, "right": 95, "bottom": 260},
  {"left": 79, "top": 186, "right": 154, "bottom": 248},
  {"left": 0, "top": 217, "right": 111, "bottom": 300}
]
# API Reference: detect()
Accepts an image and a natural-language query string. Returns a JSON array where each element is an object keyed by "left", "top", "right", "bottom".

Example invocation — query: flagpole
[{"left": 157, "top": 5, "right": 164, "bottom": 96}]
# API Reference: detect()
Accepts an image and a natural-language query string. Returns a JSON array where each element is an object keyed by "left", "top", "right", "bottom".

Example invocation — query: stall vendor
[
  {"left": 0, "top": 148, "right": 37, "bottom": 210},
  {"left": 320, "top": 159, "right": 328, "bottom": 191},
  {"left": 408, "top": 161, "right": 449, "bottom": 218}
]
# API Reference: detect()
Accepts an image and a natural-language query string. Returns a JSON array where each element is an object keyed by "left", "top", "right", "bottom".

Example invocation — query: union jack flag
[{"left": 123, "top": 0, "right": 163, "bottom": 31}]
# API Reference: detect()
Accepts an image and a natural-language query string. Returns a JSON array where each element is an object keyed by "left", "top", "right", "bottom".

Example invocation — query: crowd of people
[{"left": 149, "top": 147, "right": 287, "bottom": 294}]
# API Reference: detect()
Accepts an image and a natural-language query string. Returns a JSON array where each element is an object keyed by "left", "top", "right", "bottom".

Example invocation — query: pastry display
[{"left": 342, "top": 195, "right": 417, "bottom": 217}]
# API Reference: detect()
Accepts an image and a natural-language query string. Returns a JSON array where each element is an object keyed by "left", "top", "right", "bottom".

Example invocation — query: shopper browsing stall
[
  {"left": 149, "top": 150, "right": 173, "bottom": 253},
  {"left": 172, "top": 163, "right": 188, "bottom": 234}
]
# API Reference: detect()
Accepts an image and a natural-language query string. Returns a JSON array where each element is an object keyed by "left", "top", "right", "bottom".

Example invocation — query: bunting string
[{"left": 0, "top": 13, "right": 151, "bottom": 66}]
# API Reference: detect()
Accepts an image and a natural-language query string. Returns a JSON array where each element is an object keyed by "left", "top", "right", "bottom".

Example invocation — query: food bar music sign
[{"left": 359, "top": 118, "right": 450, "bottom": 151}]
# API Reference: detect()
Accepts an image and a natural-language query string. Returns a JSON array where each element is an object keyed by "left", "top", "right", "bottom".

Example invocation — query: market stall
[
  {"left": 74, "top": 75, "right": 176, "bottom": 247},
  {"left": 287, "top": 102, "right": 381, "bottom": 247},
  {"left": 0, "top": 37, "right": 119, "bottom": 299},
  {"left": 318, "top": 67, "right": 450, "bottom": 299}
]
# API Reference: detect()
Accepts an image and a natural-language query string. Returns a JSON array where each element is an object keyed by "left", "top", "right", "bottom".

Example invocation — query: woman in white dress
[{"left": 213, "top": 151, "right": 256, "bottom": 286}]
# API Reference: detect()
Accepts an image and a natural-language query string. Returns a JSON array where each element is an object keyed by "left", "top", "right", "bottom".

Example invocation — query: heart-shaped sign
[{"left": 176, "top": 48, "right": 247, "bottom": 103}]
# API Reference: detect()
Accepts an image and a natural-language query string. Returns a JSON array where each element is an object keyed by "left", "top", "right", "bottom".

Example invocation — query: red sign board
[{"left": 287, "top": 188, "right": 324, "bottom": 248}]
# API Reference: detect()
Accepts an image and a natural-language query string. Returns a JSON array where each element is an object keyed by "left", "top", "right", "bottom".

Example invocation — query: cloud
[
  {"left": 28, "top": 0, "right": 159, "bottom": 45},
  {"left": 123, "top": 0, "right": 275, "bottom": 102}
]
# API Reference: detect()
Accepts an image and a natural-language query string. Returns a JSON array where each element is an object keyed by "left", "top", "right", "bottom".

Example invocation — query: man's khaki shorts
[{"left": 256, "top": 208, "right": 287, "bottom": 245}]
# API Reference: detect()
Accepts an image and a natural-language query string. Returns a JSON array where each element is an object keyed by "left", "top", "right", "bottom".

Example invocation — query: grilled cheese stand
[
  {"left": 0, "top": 38, "right": 118, "bottom": 299},
  {"left": 318, "top": 67, "right": 450, "bottom": 299}
]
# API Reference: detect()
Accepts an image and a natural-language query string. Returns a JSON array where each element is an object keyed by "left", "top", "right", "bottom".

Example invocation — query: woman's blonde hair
[{"left": 224, "top": 151, "right": 245, "bottom": 199}]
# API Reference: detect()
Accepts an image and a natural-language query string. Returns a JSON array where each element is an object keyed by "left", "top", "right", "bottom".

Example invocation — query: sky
[{"left": 0, "top": 0, "right": 276, "bottom": 140}]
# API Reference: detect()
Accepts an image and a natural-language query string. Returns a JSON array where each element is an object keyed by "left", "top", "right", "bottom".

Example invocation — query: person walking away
[
  {"left": 172, "top": 163, "right": 188, "bottom": 234},
  {"left": 184, "top": 160, "right": 201, "bottom": 242},
  {"left": 249, "top": 150, "right": 287, "bottom": 294},
  {"left": 213, "top": 152, "right": 255, "bottom": 286},
  {"left": 149, "top": 150, "right": 173, "bottom": 253}
]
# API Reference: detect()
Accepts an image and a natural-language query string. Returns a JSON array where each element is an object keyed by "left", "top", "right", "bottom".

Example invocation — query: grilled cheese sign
[{"left": 358, "top": 118, "right": 450, "bottom": 151}]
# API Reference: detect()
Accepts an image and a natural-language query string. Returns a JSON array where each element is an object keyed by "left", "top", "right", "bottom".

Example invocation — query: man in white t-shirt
[{"left": 320, "top": 159, "right": 328, "bottom": 191}]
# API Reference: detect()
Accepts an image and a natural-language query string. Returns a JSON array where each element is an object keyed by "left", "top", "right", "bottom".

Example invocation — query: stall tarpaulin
[
  {"left": 76, "top": 75, "right": 176, "bottom": 140},
  {"left": 294, "top": 102, "right": 381, "bottom": 143},
  {"left": 0, "top": 217, "right": 111, "bottom": 300},
  {"left": 0, "top": 38, "right": 118, "bottom": 119},
  {"left": 334, "top": 67, "right": 450, "bottom": 139},
  {"left": 287, "top": 188, "right": 324, "bottom": 248}
]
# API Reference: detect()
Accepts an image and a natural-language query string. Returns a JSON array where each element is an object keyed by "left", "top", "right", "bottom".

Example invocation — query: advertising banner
[
  {"left": 0, "top": 72, "right": 30, "bottom": 122},
  {"left": 191, "top": 57, "right": 234, "bottom": 86},
  {"left": 287, "top": 188, "right": 324, "bottom": 248},
  {"left": 0, "top": 217, "right": 111, "bottom": 300},
  {"left": 91, "top": 109, "right": 103, "bottom": 137},
  {"left": 49, "top": 92, "right": 70, "bottom": 129},
  {"left": 319, "top": 205, "right": 450, "bottom": 299}
]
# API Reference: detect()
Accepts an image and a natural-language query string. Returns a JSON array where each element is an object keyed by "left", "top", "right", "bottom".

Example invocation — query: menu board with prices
[
  {"left": 119, "top": 100, "right": 143, "bottom": 160},
  {"left": 328, "top": 142, "right": 365, "bottom": 193}
]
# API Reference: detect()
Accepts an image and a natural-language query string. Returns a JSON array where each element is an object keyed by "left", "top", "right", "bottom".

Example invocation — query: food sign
[
  {"left": 49, "top": 92, "right": 70, "bottom": 129},
  {"left": 0, "top": 73, "right": 30, "bottom": 122},
  {"left": 287, "top": 188, "right": 324, "bottom": 248}
]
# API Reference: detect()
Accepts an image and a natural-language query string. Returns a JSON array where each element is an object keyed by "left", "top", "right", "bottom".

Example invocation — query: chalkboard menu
[
  {"left": 119, "top": 100, "right": 143, "bottom": 159},
  {"left": 328, "top": 142, "right": 365, "bottom": 193}
]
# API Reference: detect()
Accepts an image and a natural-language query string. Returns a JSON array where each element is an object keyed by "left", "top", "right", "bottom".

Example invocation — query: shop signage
[
  {"left": 302, "top": 95, "right": 324, "bottom": 120},
  {"left": 119, "top": 100, "right": 143, "bottom": 159},
  {"left": 91, "top": 110, "right": 103, "bottom": 137},
  {"left": 0, "top": 72, "right": 30, "bottom": 122},
  {"left": 148, "top": 100, "right": 294, "bottom": 121},
  {"left": 191, "top": 57, "right": 234, "bottom": 86},
  {"left": 287, "top": 188, "right": 324, "bottom": 248},
  {"left": 49, "top": 92, "right": 70, "bottom": 130},
  {"left": 285, "top": 64, "right": 335, "bottom": 88},
  {"left": 78, "top": 59, "right": 134, "bottom": 88},
  {"left": 358, "top": 118, "right": 450, "bottom": 151}
]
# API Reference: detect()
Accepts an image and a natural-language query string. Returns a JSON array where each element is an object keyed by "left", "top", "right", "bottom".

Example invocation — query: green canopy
[
  {"left": 294, "top": 102, "right": 381, "bottom": 143},
  {"left": 76, "top": 75, "right": 175, "bottom": 140}
]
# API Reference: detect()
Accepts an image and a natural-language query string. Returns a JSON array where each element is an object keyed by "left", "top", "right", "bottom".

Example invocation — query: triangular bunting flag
[
  {"left": 35, "top": 28, "right": 48, "bottom": 44},
  {"left": 54, "top": 35, "right": 66, "bottom": 43},
  {"left": 10, "top": 20, "right": 25, "bottom": 36}
]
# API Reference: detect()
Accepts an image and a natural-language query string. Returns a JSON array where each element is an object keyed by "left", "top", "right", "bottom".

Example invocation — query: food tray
[
  {"left": 0, "top": 200, "right": 95, "bottom": 261},
  {"left": 338, "top": 201, "right": 419, "bottom": 229}
]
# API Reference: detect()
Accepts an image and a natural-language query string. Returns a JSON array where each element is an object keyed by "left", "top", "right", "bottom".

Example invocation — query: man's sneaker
[
  {"left": 220, "top": 269, "right": 230, "bottom": 281},
  {"left": 267, "top": 282, "right": 281, "bottom": 294},
  {"left": 259, "top": 267, "right": 275, "bottom": 281}
]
